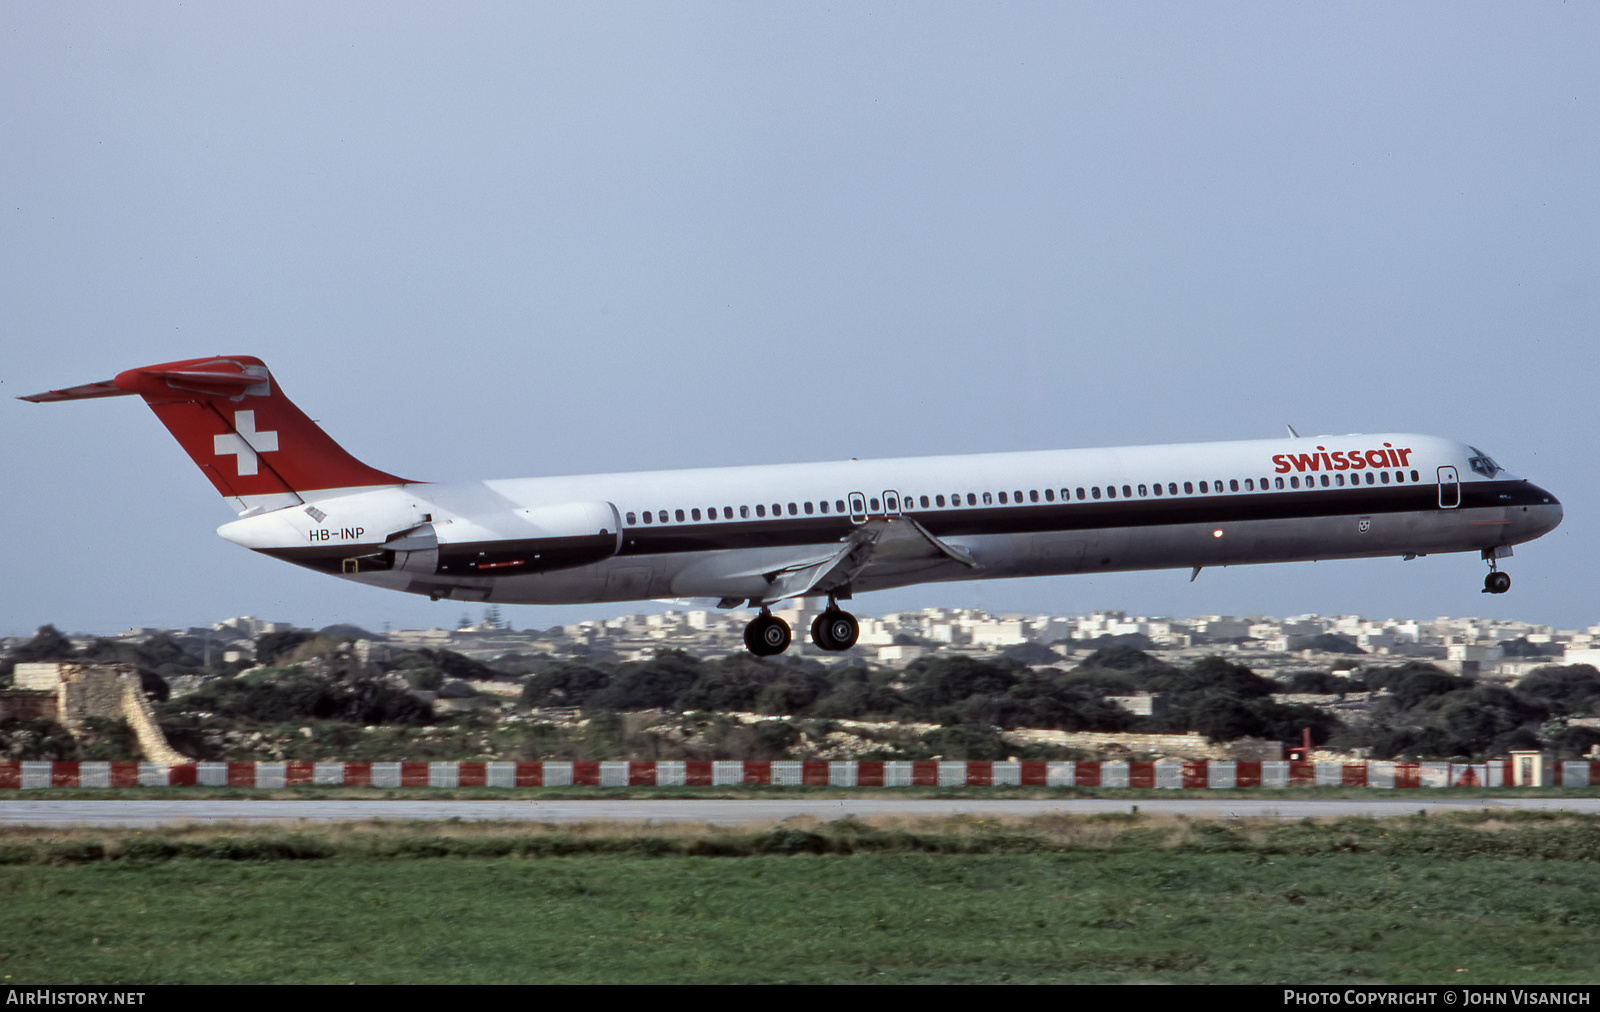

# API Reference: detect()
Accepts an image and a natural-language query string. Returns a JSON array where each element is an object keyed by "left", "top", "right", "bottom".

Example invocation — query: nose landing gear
[{"left": 1482, "top": 548, "right": 1512, "bottom": 594}]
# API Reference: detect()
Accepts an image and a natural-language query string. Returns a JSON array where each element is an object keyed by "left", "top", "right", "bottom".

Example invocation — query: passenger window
[
  {"left": 967, "top": 493, "right": 977, "bottom": 506},
  {"left": 1014, "top": 490, "right": 1023, "bottom": 502},
  {"left": 1029, "top": 490, "right": 1039, "bottom": 503},
  {"left": 1274, "top": 478, "right": 1284, "bottom": 490},
  {"left": 1106, "top": 486, "right": 1117, "bottom": 499},
  {"left": 1335, "top": 474, "right": 1344, "bottom": 487},
  {"left": 870, "top": 498, "right": 880, "bottom": 511},
  {"left": 885, "top": 495, "right": 897, "bottom": 512},
  {"left": 626, "top": 512, "right": 637, "bottom": 525},
  {"left": 819, "top": 500, "right": 828, "bottom": 514},
  {"left": 741, "top": 505, "right": 750, "bottom": 518},
  {"left": 1076, "top": 488, "right": 1086, "bottom": 500},
  {"left": 788, "top": 503, "right": 798, "bottom": 516},
  {"left": 1138, "top": 484, "right": 1147, "bottom": 497},
  {"left": 1291, "top": 477, "right": 1300, "bottom": 489},
  {"left": 936, "top": 494, "right": 945, "bottom": 507},
  {"left": 920, "top": 495, "right": 930, "bottom": 508},
  {"left": 1122, "top": 485, "right": 1131, "bottom": 498},
  {"left": 772, "top": 503, "right": 782, "bottom": 515},
  {"left": 998, "top": 491, "right": 1008, "bottom": 504},
  {"left": 1410, "top": 470, "right": 1419, "bottom": 482},
  {"left": 1091, "top": 487, "right": 1101, "bottom": 500},
  {"left": 1320, "top": 475, "right": 1329, "bottom": 488},
  {"left": 1380, "top": 471, "right": 1390, "bottom": 484},
  {"left": 980, "top": 492, "right": 991, "bottom": 505},
  {"left": 691, "top": 508, "right": 701, "bottom": 521},
  {"left": 1365, "top": 472, "right": 1375, "bottom": 485},
  {"left": 1044, "top": 489, "right": 1054, "bottom": 502},
  {"left": 1153, "top": 483, "right": 1163, "bottom": 496},
  {"left": 659, "top": 510, "right": 669, "bottom": 523},
  {"left": 836, "top": 500, "right": 846, "bottom": 513},
  {"left": 1230, "top": 479, "right": 1239, "bottom": 492},
  {"left": 756, "top": 504, "right": 766, "bottom": 517},
  {"left": 803, "top": 502, "right": 813, "bottom": 514},
  {"left": 1244, "top": 479, "right": 1254, "bottom": 491},
  {"left": 643, "top": 512, "right": 653, "bottom": 524},
  {"left": 1199, "top": 482, "right": 1208, "bottom": 494},
  {"left": 676, "top": 509, "right": 686, "bottom": 522}
]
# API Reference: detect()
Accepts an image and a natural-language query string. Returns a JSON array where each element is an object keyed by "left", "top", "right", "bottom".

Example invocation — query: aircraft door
[
  {"left": 881, "top": 490, "right": 902, "bottom": 516},
  {"left": 1437, "top": 466, "right": 1461, "bottom": 509},
  {"left": 849, "top": 493, "right": 867, "bottom": 523}
]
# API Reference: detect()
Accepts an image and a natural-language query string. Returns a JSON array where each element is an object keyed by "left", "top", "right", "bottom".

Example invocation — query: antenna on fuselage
[{"left": 1285, "top": 424, "right": 1300, "bottom": 438}]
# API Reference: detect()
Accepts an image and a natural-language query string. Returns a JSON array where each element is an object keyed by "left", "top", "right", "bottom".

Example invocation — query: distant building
[{"left": 1105, "top": 693, "right": 1168, "bottom": 717}]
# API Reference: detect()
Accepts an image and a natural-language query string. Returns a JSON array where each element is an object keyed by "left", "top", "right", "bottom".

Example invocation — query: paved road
[{"left": 3, "top": 797, "right": 1599, "bottom": 828}]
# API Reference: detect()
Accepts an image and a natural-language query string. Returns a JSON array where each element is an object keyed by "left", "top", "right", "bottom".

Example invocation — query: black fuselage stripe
[{"left": 614, "top": 481, "right": 1549, "bottom": 558}]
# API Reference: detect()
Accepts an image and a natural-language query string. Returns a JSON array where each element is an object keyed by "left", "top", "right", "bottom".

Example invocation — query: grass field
[{"left": 3, "top": 811, "right": 1599, "bottom": 984}]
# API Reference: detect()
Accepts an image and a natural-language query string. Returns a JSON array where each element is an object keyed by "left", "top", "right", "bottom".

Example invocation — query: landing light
[{"left": 1213, "top": 530, "right": 1223, "bottom": 538}]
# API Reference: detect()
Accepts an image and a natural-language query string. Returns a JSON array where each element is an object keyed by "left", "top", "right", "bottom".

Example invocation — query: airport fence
[{"left": 2, "top": 759, "right": 1598, "bottom": 789}]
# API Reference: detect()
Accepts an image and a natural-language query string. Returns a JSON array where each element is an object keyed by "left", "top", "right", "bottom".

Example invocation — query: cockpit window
[{"left": 1467, "top": 446, "right": 1502, "bottom": 478}]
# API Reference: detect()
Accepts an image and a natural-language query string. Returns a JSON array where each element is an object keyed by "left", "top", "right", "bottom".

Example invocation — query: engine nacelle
[{"left": 433, "top": 500, "right": 622, "bottom": 577}]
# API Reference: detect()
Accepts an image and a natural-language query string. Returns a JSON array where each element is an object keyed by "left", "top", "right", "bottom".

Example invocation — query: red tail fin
[{"left": 23, "top": 356, "right": 410, "bottom": 511}]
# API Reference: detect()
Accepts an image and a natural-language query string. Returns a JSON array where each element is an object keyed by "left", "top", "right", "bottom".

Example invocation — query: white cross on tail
[{"left": 213, "top": 410, "right": 279, "bottom": 476}]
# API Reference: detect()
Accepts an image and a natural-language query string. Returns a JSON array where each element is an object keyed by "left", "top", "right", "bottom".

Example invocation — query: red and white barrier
[{"left": 1, "top": 758, "right": 1586, "bottom": 789}]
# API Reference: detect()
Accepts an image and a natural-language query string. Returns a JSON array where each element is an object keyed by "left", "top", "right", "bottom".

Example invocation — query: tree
[
  {"left": 255, "top": 630, "right": 315, "bottom": 666},
  {"left": 10, "top": 625, "right": 76, "bottom": 663},
  {"left": 1516, "top": 665, "right": 1600, "bottom": 716}
]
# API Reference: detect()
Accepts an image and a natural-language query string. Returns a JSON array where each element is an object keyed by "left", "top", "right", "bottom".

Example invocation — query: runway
[{"left": 3, "top": 796, "right": 1599, "bottom": 828}]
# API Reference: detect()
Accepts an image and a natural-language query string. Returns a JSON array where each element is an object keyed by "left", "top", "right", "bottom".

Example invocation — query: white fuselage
[{"left": 217, "top": 432, "right": 1563, "bottom": 607}]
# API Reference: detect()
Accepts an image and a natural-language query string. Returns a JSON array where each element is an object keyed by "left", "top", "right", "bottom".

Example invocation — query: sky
[{"left": 2, "top": 3, "right": 1595, "bottom": 638}]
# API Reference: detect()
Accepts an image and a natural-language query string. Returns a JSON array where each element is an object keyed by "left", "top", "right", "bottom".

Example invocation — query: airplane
[{"left": 23, "top": 355, "right": 1563, "bottom": 656}]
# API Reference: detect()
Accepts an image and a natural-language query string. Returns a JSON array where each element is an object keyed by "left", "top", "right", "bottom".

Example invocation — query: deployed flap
[{"left": 758, "top": 516, "right": 978, "bottom": 606}]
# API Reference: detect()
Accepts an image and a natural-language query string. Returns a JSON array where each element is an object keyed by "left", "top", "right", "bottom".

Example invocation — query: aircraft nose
[{"left": 1520, "top": 485, "right": 1563, "bottom": 539}]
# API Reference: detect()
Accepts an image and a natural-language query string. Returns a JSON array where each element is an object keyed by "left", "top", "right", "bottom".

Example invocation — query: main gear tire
[
  {"left": 810, "top": 614, "right": 838, "bottom": 651},
  {"left": 745, "top": 613, "right": 792, "bottom": 656},
  {"left": 820, "top": 610, "right": 859, "bottom": 650}
]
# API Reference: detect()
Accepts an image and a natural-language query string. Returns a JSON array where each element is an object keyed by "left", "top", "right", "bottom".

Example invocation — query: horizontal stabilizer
[{"left": 18, "top": 380, "right": 131, "bottom": 403}]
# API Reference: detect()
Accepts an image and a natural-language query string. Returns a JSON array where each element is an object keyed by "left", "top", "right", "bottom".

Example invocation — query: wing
[{"left": 755, "top": 515, "right": 978, "bottom": 606}]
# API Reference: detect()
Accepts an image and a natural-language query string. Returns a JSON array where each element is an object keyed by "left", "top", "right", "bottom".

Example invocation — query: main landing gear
[
  {"left": 810, "top": 606, "right": 860, "bottom": 652},
  {"left": 744, "top": 611, "right": 792, "bottom": 656},
  {"left": 1482, "top": 549, "right": 1512, "bottom": 595},
  {"left": 742, "top": 601, "right": 861, "bottom": 656}
]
